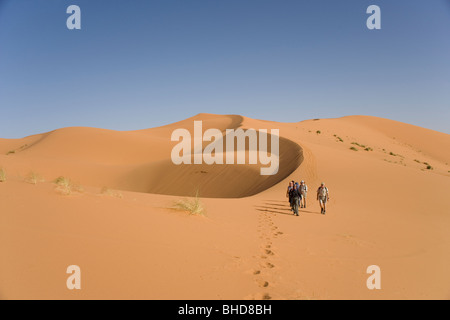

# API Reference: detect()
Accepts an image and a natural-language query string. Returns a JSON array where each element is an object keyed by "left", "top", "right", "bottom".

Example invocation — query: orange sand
[{"left": 0, "top": 114, "right": 449, "bottom": 299}]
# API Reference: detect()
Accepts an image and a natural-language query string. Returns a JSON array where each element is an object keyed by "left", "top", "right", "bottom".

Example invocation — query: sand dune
[
  {"left": 0, "top": 114, "right": 449, "bottom": 299},
  {"left": 0, "top": 114, "right": 303, "bottom": 198}
]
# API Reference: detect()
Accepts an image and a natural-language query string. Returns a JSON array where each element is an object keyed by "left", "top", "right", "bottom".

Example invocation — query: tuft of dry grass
[
  {"left": 25, "top": 172, "right": 44, "bottom": 185},
  {"left": 101, "top": 186, "right": 123, "bottom": 198},
  {"left": 173, "top": 190, "right": 205, "bottom": 216},
  {"left": 0, "top": 167, "right": 6, "bottom": 182},
  {"left": 54, "top": 176, "right": 83, "bottom": 195}
]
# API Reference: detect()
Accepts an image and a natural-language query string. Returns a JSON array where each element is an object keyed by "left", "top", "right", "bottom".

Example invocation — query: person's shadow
[{"left": 255, "top": 201, "right": 321, "bottom": 216}]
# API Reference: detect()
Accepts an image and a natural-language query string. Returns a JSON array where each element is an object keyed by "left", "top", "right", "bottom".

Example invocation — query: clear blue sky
[{"left": 0, "top": 0, "right": 449, "bottom": 138}]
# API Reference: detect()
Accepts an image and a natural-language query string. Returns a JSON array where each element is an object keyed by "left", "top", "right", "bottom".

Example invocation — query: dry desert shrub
[
  {"left": 173, "top": 190, "right": 205, "bottom": 216},
  {"left": 54, "top": 176, "right": 84, "bottom": 195},
  {"left": 101, "top": 186, "right": 123, "bottom": 198},
  {"left": 25, "top": 172, "right": 44, "bottom": 185},
  {"left": 0, "top": 167, "right": 6, "bottom": 182}
]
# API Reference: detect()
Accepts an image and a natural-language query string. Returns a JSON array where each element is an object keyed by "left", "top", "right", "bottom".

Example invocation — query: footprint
[
  {"left": 262, "top": 293, "right": 271, "bottom": 300},
  {"left": 253, "top": 270, "right": 261, "bottom": 275},
  {"left": 266, "top": 262, "right": 275, "bottom": 269},
  {"left": 248, "top": 292, "right": 272, "bottom": 300},
  {"left": 256, "top": 280, "right": 269, "bottom": 288},
  {"left": 265, "top": 249, "right": 274, "bottom": 256}
]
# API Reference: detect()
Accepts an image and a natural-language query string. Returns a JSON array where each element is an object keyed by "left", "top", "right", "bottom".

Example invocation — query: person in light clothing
[
  {"left": 299, "top": 180, "right": 308, "bottom": 208},
  {"left": 317, "top": 182, "right": 330, "bottom": 214}
]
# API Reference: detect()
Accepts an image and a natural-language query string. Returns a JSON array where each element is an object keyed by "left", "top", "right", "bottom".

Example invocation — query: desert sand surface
[{"left": 0, "top": 114, "right": 449, "bottom": 300}]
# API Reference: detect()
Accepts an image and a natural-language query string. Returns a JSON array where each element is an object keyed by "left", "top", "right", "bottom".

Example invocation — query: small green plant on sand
[
  {"left": 6, "top": 150, "right": 15, "bottom": 155},
  {"left": 351, "top": 142, "right": 366, "bottom": 148},
  {"left": 0, "top": 167, "right": 6, "bottom": 182},
  {"left": 350, "top": 147, "right": 358, "bottom": 151},
  {"left": 173, "top": 190, "right": 205, "bottom": 216},
  {"left": 316, "top": 130, "right": 321, "bottom": 135}
]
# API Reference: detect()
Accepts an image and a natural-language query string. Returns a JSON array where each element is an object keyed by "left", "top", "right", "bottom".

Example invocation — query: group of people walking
[{"left": 286, "top": 180, "right": 329, "bottom": 216}]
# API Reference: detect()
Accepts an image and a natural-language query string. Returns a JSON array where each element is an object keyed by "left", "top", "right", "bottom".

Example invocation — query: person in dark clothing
[
  {"left": 289, "top": 183, "right": 302, "bottom": 216},
  {"left": 286, "top": 180, "right": 295, "bottom": 212}
]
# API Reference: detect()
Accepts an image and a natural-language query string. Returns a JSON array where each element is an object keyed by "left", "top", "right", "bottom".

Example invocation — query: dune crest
[
  {"left": 0, "top": 114, "right": 305, "bottom": 198},
  {"left": 1, "top": 114, "right": 448, "bottom": 198}
]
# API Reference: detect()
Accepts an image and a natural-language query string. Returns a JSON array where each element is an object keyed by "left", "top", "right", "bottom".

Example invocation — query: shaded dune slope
[{"left": 125, "top": 135, "right": 303, "bottom": 198}]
